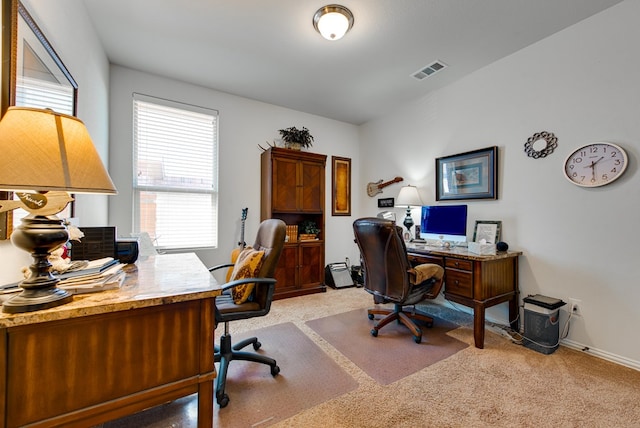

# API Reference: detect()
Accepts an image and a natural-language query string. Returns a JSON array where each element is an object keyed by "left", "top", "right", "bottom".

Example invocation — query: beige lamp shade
[
  {"left": 0, "top": 107, "right": 116, "bottom": 194},
  {"left": 396, "top": 185, "right": 422, "bottom": 207}
]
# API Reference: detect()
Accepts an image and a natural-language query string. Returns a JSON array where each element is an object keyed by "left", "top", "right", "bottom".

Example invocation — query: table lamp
[
  {"left": 395, "top": 185, "right": 422, "bottom": 235},
  {"left": 0, "top": 107, "right": 117, "bottom": 313}
]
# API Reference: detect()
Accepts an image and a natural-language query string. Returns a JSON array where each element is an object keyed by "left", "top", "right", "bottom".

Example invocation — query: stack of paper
[{"left": 57, "top": 258, "right": 126, "bottom": 294}]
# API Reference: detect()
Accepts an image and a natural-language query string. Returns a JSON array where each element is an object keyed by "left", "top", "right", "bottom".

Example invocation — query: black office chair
[
  {"left": 208, "top": 219, "right": 286, "bottom": 407},
  {"left": 353, "top": 217, "right": 444, "bottom": 343}
]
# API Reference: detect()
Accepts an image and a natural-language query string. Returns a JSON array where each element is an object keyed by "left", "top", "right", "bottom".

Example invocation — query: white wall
[
  {"left": 0, "top": 0, "right": 110, "bottom": 285},
  {"left": 108, "top": 66, "right": 361, "bottom": 269},
  {"left": 361, "top": 0, "right": 640, "bottom": 366}
]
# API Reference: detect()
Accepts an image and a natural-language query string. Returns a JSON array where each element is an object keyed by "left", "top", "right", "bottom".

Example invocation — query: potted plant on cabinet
[
  {"left": 279, "top": 126, "right": 314, "bottom": 150},
  {"left": 299, "top": 220, "right": 320, "bottom": 240}
]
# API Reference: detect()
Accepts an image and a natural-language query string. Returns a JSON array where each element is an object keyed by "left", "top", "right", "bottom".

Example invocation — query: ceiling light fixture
[{"left": 313, "top": 4, "right": 354, "bottom": 41}]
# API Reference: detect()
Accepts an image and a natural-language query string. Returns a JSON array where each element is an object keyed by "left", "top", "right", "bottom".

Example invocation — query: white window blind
[{"left": 133, "top": 94, "right": 219, "bottom": 250}]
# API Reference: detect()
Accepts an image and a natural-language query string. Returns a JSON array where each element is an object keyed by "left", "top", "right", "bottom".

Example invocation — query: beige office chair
[
  {"left": 353, "top": 217, "right": 444, "bottom": 343},
  {"left": 208, "top": 219, "right": 286, "bottom": 407}
]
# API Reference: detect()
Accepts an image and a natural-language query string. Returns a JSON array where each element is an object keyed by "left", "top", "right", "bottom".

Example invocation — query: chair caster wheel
[
  {"left": 271, "top": 365, "right": 280, "bottom": 376},
  {"left": 217, "top": 393, "right": 229, "bottom": 408},
  {"left": 413, "top": 335, "right": 422, "bottom": 344},
  {"left": 253, "top": 341, "right": 262, "bottom": 350},
  {"left": 371, "top": 329, "right": 378, "bottom": 337},
  {"left": 368, "top": 313, "right": 374, "bottom": 320}
]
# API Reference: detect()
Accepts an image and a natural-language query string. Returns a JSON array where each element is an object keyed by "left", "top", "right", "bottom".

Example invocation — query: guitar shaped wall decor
[
  {"left": 366, "top": 176, "right": 404, "bottom": 197},
  {"left": 226, "top": 207, "right": 248, "bottom": 282}
]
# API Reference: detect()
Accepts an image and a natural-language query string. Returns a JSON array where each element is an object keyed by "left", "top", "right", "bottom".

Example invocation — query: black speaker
[
  {"left": 325, "top": 263, "right": 356, "bottom": 289},
  {"left": 116, "top": 240, "right": 139, "bottom": 264},
  {"left": 496, "top": 241, "right": 509, "bottom": 252}
]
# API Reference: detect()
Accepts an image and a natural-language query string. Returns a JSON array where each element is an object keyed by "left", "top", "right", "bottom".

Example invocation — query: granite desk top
[
  {"left": 0, "top": 253, "right": 222, "bottom": 328},
  {"left": 406, "top": 242, "right": 522, "bottom": 261}
]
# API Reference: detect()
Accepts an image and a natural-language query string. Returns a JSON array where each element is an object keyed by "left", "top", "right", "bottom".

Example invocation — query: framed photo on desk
[{"left": 472, "top": 220, "right": 501, "bottom": 244}]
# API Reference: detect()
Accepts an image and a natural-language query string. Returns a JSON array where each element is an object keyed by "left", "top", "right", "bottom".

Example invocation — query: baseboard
[{"left": 560, "top": 339, "right": 640, "bottom": 371}]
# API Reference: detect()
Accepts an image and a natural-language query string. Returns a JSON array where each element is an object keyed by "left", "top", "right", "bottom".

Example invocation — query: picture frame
[
  {"left": 1, "top": 1, "right": 78, "bottom": 240},
  {"left": 331, "top": 156, "right": 351, "bottom": 216},
  {"left": 377, "top": 197, "right": 394, "bottom": 208},
  {"left": 435, "top": 146, "right": 498, "bottom": 201},
  {"left": 472, "top": 220, "right": 502, "bottom": 244}
]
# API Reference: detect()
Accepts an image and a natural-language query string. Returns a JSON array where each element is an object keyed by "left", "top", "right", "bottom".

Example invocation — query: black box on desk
[
  {"left": 522, "top": 294, "right": 566, "bottom": 355},
  {"left": 71, "top": 226, "right": 116, "bottom": 261}
]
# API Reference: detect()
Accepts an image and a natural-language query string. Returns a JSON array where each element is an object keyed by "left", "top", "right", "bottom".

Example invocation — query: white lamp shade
[
  {"left": 0, "top": 107, "right": 117, "bottom": 194},
  {"left": 396, "top": 185, "right": 422, "bottom": 207},
  {"left": 313, "top": 5, "right": 354, "bottom": 41}
]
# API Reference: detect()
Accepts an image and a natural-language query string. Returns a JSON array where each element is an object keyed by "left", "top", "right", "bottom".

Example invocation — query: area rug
[
  {"left": 306, "top": 307, "right": 468, "bottom": 385},
  {"left": 214, "top": 322, "right": 358, "bottom": 427}
]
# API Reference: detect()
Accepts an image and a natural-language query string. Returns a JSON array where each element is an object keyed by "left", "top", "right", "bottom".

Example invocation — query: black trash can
[{"left": 522, "top": 294, "right": 566, "bottom": 355}]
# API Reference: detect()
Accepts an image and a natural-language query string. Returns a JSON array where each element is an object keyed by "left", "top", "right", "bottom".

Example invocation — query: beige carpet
[
  {"left": 99, "top": 287, "right": 640, "bottom": 427},
  {"left": 307, "top": 308, "right": 468, "bottom": 384}
]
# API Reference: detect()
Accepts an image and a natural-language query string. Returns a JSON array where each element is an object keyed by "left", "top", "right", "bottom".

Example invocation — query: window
[{"left": 133, "top": 94, "right": 219, "bottom": 250}]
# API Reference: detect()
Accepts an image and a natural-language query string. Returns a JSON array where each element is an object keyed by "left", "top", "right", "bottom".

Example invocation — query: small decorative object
[
  {"left": 563, "top": 142, "right": 628, "bottom": 187},
  {"left": 436, "top": 146, "right": 497, "bottom": 201},
  {"left": 496, "top": 241, "right": 509, "bottom": 252},
  {"left": 472, "top": 220, "right": 502, "bottom": 244},
  {"left": 524, "top": 131, "right": 558, "bottom": 159},
  {"left": 299, "top": 220, "right": 320, "bottom": 240},
  {"left": 278, "top": 126, "right": 314, "bottom": 150},
  {"left": 366, "top": 176, "right": 403, "bottom": 197}
]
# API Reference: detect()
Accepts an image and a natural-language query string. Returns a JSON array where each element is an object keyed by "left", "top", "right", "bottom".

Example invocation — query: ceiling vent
[{"left": 411, "top": 60, "right": 447, "bottom": 81}]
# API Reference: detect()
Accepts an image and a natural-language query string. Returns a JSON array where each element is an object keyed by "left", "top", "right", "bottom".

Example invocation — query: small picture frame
[
  {"left": 377, "top": 197, "right": 394, "bottom": 208},
  {"left": 472, "top": 220, "right": 502, "bottom": 244}
]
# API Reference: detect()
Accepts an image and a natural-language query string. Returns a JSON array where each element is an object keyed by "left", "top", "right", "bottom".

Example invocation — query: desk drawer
[
  {"left": 445, "top": 258, "right": 473, "bottom": 271},
  {"left": 444, "top": 269, "right": 473, "bottom": 298},
  {"left": 408, "top": 253, "right": 444, "bottom": 266}
]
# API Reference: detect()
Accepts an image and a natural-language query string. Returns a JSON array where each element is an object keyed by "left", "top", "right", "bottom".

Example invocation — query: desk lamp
[
  {"left": 395, "top": 185, "right": 422, "bottom": 236},
  {"left": 0, "top": 107, "right": 117, "bottom": 313}
]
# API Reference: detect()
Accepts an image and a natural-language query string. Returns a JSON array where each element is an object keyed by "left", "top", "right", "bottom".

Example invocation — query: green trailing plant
[{"left": 278, "top": 126, "right": 314, "bottom": 148}]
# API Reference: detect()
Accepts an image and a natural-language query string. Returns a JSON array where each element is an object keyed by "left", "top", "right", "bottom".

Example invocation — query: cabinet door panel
[
  {"left": 274, "top": 246, "right": 298, "bottom": 291},
  {"left": 299, "top": 243, "right": 324, "bottom": 287},
  {"left": 299, "top": 161, "right": 324, "bottom": 212},
  {"left": 272, "top": 157, "right": 299, "bottom": 211}
]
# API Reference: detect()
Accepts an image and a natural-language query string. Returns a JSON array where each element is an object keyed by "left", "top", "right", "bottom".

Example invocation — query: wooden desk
[
  {"left": 0, "top": 253, "right": 221, "bottom": 428},
  {"left": 406, "top": 244, "right": 522, "bottom": 349}
]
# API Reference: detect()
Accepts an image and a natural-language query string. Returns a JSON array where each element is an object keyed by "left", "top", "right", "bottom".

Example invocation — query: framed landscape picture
[{"left": 435, "top": 146, "right": 498, "bottom": 201}]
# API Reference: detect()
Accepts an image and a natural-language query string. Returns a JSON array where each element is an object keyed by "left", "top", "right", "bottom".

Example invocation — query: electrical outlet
[{"left": 569, "top": 298, "right": 582, "bottom": 317}]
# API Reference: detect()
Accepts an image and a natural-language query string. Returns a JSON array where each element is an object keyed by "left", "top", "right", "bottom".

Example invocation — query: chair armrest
[
  {"left": 209, "top": 263, "right": 235, "bottom": 272},
  {"left": 220, "top": 277, "right": 276, "bottom": 292}
]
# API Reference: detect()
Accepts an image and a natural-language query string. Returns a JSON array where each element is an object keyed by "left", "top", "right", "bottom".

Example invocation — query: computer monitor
[{"left": 420, "top": 205, "right": 468, "bottom": 244}]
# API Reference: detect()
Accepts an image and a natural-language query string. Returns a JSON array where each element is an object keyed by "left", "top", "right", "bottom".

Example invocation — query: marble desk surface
[
  {"left": 406, "top": 242, "right": 522, "bottom": 261},
  {"left": 0, "top": 253, "right": 222, "bottom": 328}
]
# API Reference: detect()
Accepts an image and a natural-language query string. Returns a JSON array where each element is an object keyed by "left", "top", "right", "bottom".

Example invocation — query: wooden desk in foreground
[
  {"left": 0, "top": 253, "right": 222, "bottom": 428},
  {"left": 406, "top": 244, "right": 522, "bottom": 349}
]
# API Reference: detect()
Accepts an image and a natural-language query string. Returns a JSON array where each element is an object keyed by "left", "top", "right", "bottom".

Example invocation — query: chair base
[
  {"left": 368, "top": 304, "right": 434, "bottom": 343},
  {"left": 214, "top": 333, "right": 280, "bottom": 408}
]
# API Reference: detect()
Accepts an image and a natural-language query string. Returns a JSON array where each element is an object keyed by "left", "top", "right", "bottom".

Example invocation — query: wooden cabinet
[
  {"left": 407, "top": 247, "right": 522, "bottom": 349},
  {"left": 261, "top": 147, "right": 327, "bottom": 299}
]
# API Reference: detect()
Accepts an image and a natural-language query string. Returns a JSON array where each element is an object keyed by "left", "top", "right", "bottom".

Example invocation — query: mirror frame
[{"left": 1, "top": 0, "right": 78, "bottom": 240}]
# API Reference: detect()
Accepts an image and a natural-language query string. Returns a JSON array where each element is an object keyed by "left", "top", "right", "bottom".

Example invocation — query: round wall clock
[{"left": 563, "top": 142, "right": 628, "bottom": 187}]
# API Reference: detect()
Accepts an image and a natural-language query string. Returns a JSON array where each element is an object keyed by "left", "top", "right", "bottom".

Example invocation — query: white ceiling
[{"left": 82, "top": 0, "right": 623, "bottom": 125}]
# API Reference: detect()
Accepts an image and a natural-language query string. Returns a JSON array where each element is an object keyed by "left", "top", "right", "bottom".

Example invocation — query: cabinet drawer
[
  {"left": 444, "top": 269, "right": 473, "bottom": 298},
  {"left": 445, "top": 258, "right": 473, "bottom": 271},
  {"left": 407, "top": 253, "right": 443, "bottom": 266}
]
